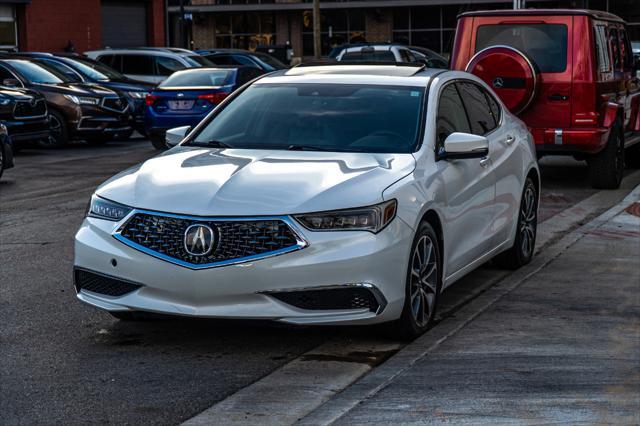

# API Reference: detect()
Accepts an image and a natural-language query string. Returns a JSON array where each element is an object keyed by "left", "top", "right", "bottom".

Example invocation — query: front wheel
[
  {"left": 39, "top": 110, "right": 68, "bottom": 148},
  {"left": 494, "top": 177, "right": 538, "bottom": 269},
  {"left": 388, "top": 221, "right": 442, "bottom": 341}
]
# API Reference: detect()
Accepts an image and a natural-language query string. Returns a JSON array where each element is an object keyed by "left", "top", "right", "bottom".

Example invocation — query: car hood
[
  {"left": 32, "top": 82, "right": 118, "bottom": 97},
  {"left": 96, "top": 147, "right": 416, "bottom": 216}
]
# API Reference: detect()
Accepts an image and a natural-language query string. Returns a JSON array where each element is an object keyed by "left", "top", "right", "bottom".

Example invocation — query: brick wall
[
  {"left": 18, "top": 0, "right": 165, "bottom": 52},
  {"left": 365, "top": 9, "right": 392, "bottom": 43}
]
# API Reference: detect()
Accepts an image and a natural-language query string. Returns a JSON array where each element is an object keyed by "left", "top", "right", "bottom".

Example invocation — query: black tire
[
  {"left": 587, "top": 119, "right": 624, "bottom": 189},
  {"left": 388, "top": 221, "right": 442, "bottom": 341},
  {"left": 39, "top": 109, "right": 68, "bottom": 148},
  {"left": 114, "top": 129, "right": 134, "bottom": 141},
  {"left": 150, "top": 133, "right": 168, "bottom": 150},
  {"left": 494, "top": 177, "right": 538, "bottom": 270}
]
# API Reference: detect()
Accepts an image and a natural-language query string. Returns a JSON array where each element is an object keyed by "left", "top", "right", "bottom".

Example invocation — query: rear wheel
[
  {"left": 588, "top": 119, "right": 624, "bottom": 189},
  {"left": 39, "top": 110, "right": 68, "bottom": 148},
  {"left": 389, "top": 221, "right": 442, "bottom": 341},
  {"left": 495, "top": 177, "right": 538, "bottom": 269},
  {"left": 150, "top": 133, "right": 168, "bottom": 150}
]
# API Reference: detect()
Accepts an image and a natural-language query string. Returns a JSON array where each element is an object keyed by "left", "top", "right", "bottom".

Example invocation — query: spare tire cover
[{"left": 466, "top": 45, "right": 538, "bottom": 115}]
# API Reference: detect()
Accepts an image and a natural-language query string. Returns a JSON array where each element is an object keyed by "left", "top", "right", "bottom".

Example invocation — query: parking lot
[{"left": 1, "top": 137, "right": 638, "bottom": 424}]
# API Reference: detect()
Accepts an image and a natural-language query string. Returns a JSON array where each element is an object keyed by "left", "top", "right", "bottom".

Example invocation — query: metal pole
[
  {"left": 164, "top": 0, "right": 169, "bottom": 46},
  {"left": 179, "top": 0, "right": 186, "bottom": 49},
  {"left": 313, "top": 0, "right": 321, "bottom": 59}
]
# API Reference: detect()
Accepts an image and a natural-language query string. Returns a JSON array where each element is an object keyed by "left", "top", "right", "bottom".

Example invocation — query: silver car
[{"left": 75, "top": 64, "right": 539, "bottom": 339}]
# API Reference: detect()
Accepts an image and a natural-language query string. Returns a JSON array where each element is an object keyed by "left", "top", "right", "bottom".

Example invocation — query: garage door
[{"left": 101, "top": 1, "right": 147, "bottom": 48}]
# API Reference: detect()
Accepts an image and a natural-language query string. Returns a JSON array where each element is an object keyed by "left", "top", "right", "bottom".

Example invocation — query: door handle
[
  {"left": 548, "top": 93, "right": 569, "bottom": 101},
  {"left": 505, "top": 135, "right": 515, "bottom": 145},
  {"left": 480, "top": 157, "right": 491, "bottom": 167}
]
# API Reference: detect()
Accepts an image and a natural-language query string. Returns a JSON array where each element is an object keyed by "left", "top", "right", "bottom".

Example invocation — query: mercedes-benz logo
[
  {"left": 184, "top": 224, "right": 215, "bottom": 256},
  {"left": 493, "top": 77, "right": 504, "bottom": 88}
]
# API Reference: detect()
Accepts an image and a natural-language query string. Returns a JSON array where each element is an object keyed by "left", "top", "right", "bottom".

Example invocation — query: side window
[
  {"left": 485, "top": 90, "right": 501, "bottom": 128},
  {"left": 209, "top": 55, "right": 233, "bottom": 65},
  {"left": 594, "top": 25, "right": 611, "bottom": 72},
  {"left": 96, "top": 55, "right": 113, "bottom": 67},
  {"left": 121, "top": 55, "right": 154, "bottom": 75},
  {"left": 609, "top": 28, "right": 621, "bottom": 70},
  {"left": 236, "top": 68, "right": 262, "bottom": 86},
  {"left": 231, "top": 55, "right": 256, "bottom": 66},
  {"left": 457, "top": 82, "right": 497, "bottom": 135},
  {"left": 436, "top": 84, "right": 471, "bottom": 150},
  {"left": 398, "top": 49, "right": 411, "bottom": 62},
  {"left": 156, "top": 56, "right": 185, "bottom": 76},
  {"left": 618, "top": 29, "right": 633, "bottom": 70},
  {"left": 405, "top": 50, "right": 419, "bottom": 63},
  {"left": 0, "top": 65, "right": 17, "bottom": 82}
]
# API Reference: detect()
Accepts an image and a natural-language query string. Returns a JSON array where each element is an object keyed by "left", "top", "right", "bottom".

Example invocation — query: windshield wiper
[
  {"left": 286, "top": 144, "right": 325, "bottom": 151},
  {"left": 199, "top": 140, "right": 233, "bottom": 148},
  {"left": 287, "top": 144, "right": 366, "bottom": 153}
]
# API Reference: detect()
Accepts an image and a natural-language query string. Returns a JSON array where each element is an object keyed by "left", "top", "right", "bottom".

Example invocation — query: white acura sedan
[{"left": 75, "top": 64, "right": 539, "bottom": 339}]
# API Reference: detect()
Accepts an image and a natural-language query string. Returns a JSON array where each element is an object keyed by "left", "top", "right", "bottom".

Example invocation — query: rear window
[
  {"left": 476, "top": 24, "right": 568, "bottom": 73},
  {"left": 341, "top": 50, "right": 396, "bottom": 62},
  {"left": 159, "top": 70, "right": 233, "bottom": 88}
]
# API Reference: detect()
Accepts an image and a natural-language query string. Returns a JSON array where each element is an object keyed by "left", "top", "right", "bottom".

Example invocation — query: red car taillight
[
  {"left": 145, "top": 94, "right": 159, "bottom": 106},
  {"left": 197, "top": 92, "right": 229, "bottom": 105}
]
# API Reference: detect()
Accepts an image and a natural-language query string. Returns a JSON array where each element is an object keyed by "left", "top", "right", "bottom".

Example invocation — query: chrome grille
[
  {"left": 115, "top": 212, "right": 305, "bottom": 268},
  {"left": 13, "top": 99, "right": 47, "bottom": 119},
  {"left": 102, "top": 97, "right": 128, "bottom": 113}
]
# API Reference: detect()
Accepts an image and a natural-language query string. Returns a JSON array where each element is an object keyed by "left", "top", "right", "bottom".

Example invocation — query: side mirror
[
  {"left": 2, "top": 78, "right": 21, "bottom": 88},
  {"left": 441, "top": 132, "right": 489, "bottom": 160},
  {"left": 165, "top": 125, "right": 191, "bottom": 147}
]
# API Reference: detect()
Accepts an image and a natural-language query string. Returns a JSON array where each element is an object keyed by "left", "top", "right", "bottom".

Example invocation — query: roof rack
[{"left": 295, "top": 60, "right": 424, "bottom": 68}]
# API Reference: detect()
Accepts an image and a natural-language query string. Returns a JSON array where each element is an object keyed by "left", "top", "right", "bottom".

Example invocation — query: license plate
[{"left": 168, "top": 100, "right": 195, "bottom": 110}]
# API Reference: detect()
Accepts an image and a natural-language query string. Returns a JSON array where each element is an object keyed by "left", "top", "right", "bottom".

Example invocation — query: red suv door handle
[{"left": 548, "top": 93, "right": 569, "bottom": 101}]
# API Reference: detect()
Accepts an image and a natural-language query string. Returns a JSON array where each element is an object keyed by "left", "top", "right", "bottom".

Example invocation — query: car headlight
[
  {"left": 63, "top": 94, "right": 100, "bottom": 105},
  {"left": 87, "top": 195, "right": 132, "bottom": 221},
  {"left": 294, "top": 200, "right": 397, "bottom": 233},
  {"left": 127, "top": 91, "right": 149, "bottom": 99}
]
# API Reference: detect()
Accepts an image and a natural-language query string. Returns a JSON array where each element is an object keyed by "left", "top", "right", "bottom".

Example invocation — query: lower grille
[
  {"left": 116, "top": 212, "right": 305, "bottom": 268},
  {"left": 102, "top": 97, "right": 128, "bottom": 113},
  {"left": 74, "top": 269, "right": 142, "bottom": 297},
  {"left": 13, "top": 99, "right": 47, "bottom": 119},
  {"left": 268, "top": 287, "right": 382, "bottom": 313}
]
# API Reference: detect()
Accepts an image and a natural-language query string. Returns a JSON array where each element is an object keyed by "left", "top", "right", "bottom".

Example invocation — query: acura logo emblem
[
  {"left": 493, "top": 77, "right": 504, "bottom": 88},
  {"left": 184, "top": 224, "right": 215, "bottom": 256}
]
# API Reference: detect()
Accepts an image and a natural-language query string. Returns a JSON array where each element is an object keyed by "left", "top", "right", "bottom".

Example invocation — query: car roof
[
  {"left": 84, "top": 48, "right": 200, "bottom": 57},
  {"left": 342, "top": 45, "right": 406, "bottom": 53},
  {"left": 260, "top": 64, "right": 444, "bottom": 87},
  {"left": 459, "top": 8, "right": 625, "bottom": 24}
]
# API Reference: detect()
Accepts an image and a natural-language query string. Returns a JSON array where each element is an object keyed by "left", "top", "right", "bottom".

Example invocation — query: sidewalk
[{"left": 302, "top": 190, "right": 640, "bottom": 425}]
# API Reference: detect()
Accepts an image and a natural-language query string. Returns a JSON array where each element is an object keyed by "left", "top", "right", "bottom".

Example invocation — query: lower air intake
[
  {"left": 268, "top": 287, "right": 382, "bottom": 313},
  {"left": 74, "top": 269, "right": 142, "bottom": 297}
]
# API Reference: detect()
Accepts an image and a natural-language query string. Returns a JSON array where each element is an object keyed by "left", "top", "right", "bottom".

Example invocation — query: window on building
[
  {"left": 0, "top": 6, "right": 17, "bottom": 49},
  {"left": 302, "top": 9, "right": 366, "bottom": 56},
  {"left": 215, "top": 12, "right": 275, "bottom": 51}
]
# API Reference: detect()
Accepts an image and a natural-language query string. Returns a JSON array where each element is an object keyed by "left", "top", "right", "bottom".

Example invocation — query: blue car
[{"left": 145, "top": 66, "right": 264, "bottom": 150}]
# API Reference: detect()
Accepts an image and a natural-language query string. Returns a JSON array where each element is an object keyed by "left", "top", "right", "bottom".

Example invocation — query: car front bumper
[{"left": 74, "top": 214, "right": 413, "bottom": 325}]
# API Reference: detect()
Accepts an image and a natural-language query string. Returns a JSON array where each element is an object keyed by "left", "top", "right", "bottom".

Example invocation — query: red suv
[{"left": 451, "top": 9, "right": 640, "bottom": 189}]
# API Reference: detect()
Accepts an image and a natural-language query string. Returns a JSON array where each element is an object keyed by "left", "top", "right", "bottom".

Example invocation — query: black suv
[
  {"left": 0, "top": 58, "right": 131, "bottom": 146},
  {"left": 0, "top": 86, "right": 50, "bottom": 147}
]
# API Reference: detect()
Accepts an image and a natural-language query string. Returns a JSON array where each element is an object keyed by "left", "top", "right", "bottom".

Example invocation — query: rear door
[
  {"left": 120, "top": 54, "right": 158, "bottom": 84},
  {"left": 473, "top": 17, "right": 573, "bottom": 129}
]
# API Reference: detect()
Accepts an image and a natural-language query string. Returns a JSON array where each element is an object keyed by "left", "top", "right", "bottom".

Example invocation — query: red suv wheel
[{"left": 466, "top": 46, "right": 538, "bottom": 114}]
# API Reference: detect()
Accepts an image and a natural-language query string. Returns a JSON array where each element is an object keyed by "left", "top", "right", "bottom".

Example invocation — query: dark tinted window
[
  {"left": 457, "top": 82, "right": 497, "bottom": 135},
  {"left": 156, "top": 56, "right": 185, "bottom": 76},
  {"left": 436, "top": 84, "right": 470, "bottom": 149},
  {"left": 476, "top": 24, "right": 568, "bottom": 73},
  {"left": 231, "top": 55, "right": 257, "bottom": 67},
  {"left": 38, "top": 59, "right": 83, "bottom": 82},
  {"left": 207, "top": 55, "right": 233, "bottom": 65},
  {"left": 341, "top": 50, "right": 396, "bottom": 62},
  {"left": 120, "top": 55, "right": 154, "bottom": 75},
  {"left": 192, "top": 83, "right": 425, "bottom": 153},
  {"left": 159, "top": 70, "right": 232, "bottom": 87},
  {"left": 236, "top": 68, "right": 263, "bottom": 86},
  {"left": 485, "top": 90, "right": 501, "bottom": 127},
  {"left": 5, "top": 59, "right": 73, "bottom": 84},
  {"left": 0, "top": 65, "right": 17, "bottom": 81},
  {"left": 96, "top": 54, "right": 115, "bottom": 68},
  {"left": 609, "top": 28, "right": 621, "bottom": 70}
]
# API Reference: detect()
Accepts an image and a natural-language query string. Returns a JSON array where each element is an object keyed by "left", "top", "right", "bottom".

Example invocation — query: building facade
[
  {"left": 0, "top": 0, "right": 166, "bottom": 52},
  {"left": 169, "top": 0, "right": 640, "bottom": 59}
]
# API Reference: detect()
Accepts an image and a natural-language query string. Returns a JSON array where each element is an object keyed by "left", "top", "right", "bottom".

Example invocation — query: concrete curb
[{"left": 297, "top": 183, "right": 640, "bottom": 426}]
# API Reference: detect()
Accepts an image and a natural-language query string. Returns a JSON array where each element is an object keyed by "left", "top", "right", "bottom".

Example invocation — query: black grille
[
  {"left": 13, "top": 99, "right": 46, "bottom": 118},
  {"left": 269, "top": 288, "right": 380, "bottom": 312},
  {"left": 118, "top": 213, "right": 301, "bottom": 266},
  {"left": 102, "top": 97, "right": 128, "bottom": 112},
  {"left": 74, "top": 269, "right": 142, "bottom": 297}
]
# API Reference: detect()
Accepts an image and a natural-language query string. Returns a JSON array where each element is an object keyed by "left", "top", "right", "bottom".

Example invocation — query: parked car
[
  {"left": 451, "top": 9, "right": 640, "bottom": 188},
  {"left": 13, "top": 53, "right": 154, "bottom": 137},
  {"left": 144, "top": 66, "right": 264, "bottom": 149},
  {"left": 75, "top": 64, "right": 540, "bottom": 340},
  {"left": 336, "top": 44, "right": 423, "bottom": 64},
  {"left": 0, "top": 58, "right": 132, "bottom": 146},
  {"left": 196, "top": 49, "right": 288, "bottom": 72},
  {"left": 85, "top": 48, "right": 214, "bottom": 84},
  {"left": 408, "top": 46, "right": 449, "bottom": 69},
  {"left": 0, "top": 86, "right": 51, "bottom": 148},
  {"left": 0, "top": 122, "right": 14, "bottom": 179}
]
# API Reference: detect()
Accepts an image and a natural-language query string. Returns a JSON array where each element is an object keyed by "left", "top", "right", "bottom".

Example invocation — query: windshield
[
  {"left": 191, "top": 83, "right": 424, "bottom": 153},
  {"left": 6, "top": 59, "right": 74, "bottom": 84},
  {"left": 184, "top": 55, "right": 215, "bottom": 67},
  {"left": 66, "top": 56, "right": 125, "bottom": 80},
  {"left": 160, "top": 70, "right": 232, "bottom": 88}
]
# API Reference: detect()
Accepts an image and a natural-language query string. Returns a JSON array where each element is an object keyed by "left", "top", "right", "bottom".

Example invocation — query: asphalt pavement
[{"left": 0, "top": 138, "right": 638, "bottom": 425}]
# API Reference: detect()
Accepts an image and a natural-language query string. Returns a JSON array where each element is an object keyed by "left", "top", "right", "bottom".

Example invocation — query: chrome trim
[
  {"left": 12, "top": 98, "right": 47, "bottom": 120},
  {"left": 259, "top": 283, "right": 388, "bottom": 315},
  {"left": 554, "top": 129, "right": 563, "bottom": 145},
  {"left": 101, "top": 96, "right": 130, "bottom": 113},
  {"left": 111, "top": 208, "right": 309, "bottom": 270}
]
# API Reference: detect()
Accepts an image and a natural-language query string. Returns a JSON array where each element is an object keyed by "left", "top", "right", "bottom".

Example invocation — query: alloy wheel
[
  {"left": 520, "top": 184, "right": 537, "bottom": 259},
  {"left": 410, "top": 235, "right": 438, "bottom": 327}
]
